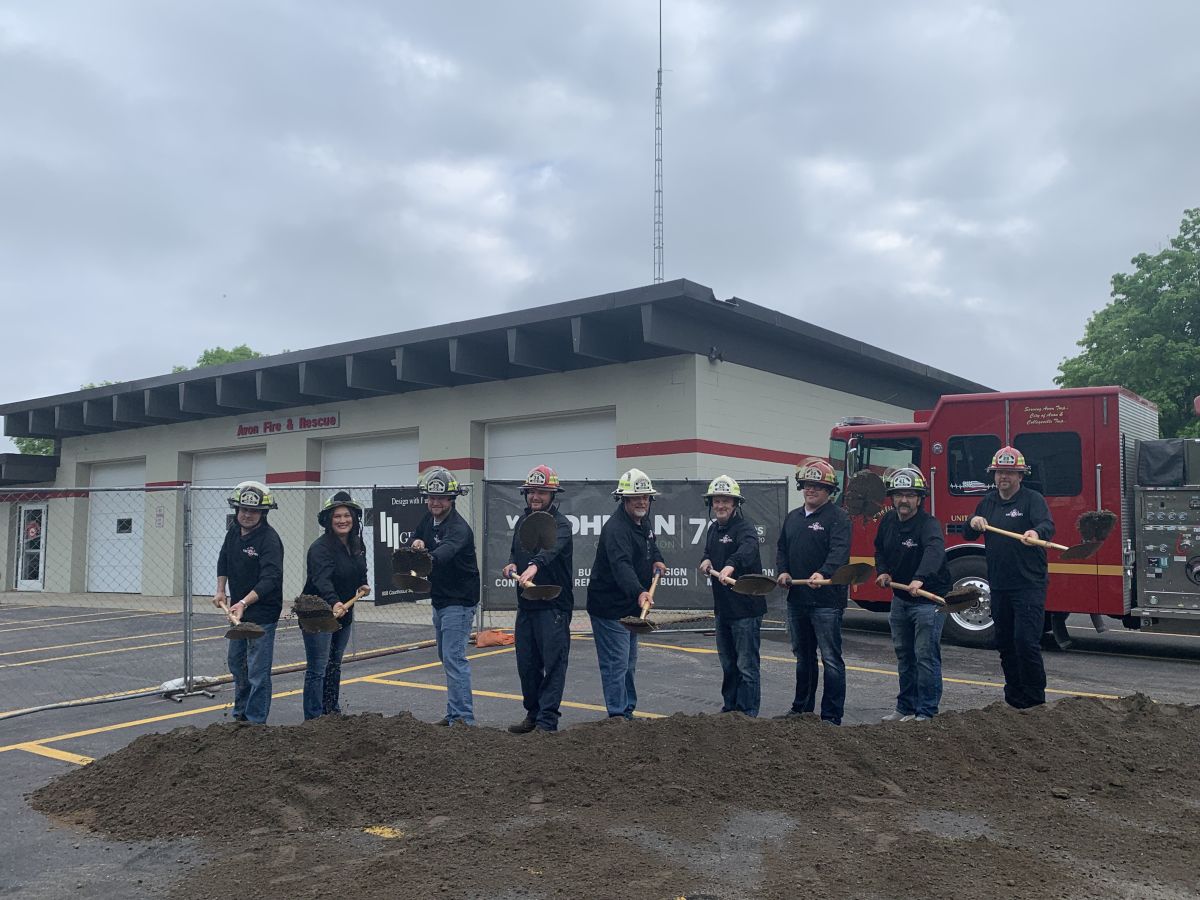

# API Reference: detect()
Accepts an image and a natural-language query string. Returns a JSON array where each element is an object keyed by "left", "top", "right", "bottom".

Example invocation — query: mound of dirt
[{"left": 30, "top": 696, "right": 1200, "bottom": 899}]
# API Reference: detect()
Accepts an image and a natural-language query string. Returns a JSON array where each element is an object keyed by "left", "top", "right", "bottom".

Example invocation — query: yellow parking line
[
  {"left": 0, "top": 635, "right": 226, "bottom": 669},
  {"left": 0, "top": 612, "right": 171, "bottom": 633},
  {"left": 0, "top": 625, "right": 228, "bottom": 658},
  {"left": 0, "top": 610, "right": 158, "bottom": 627},
  {"left": 364, "top": 677, "right": 664, "bottom": 719},
  {"left": 13, "top": 743, "right": 94, "bottom": 765}
]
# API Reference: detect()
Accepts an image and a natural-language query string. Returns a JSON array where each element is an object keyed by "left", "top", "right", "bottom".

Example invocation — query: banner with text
[{"left": 371, "top": 486, "right": 429, "bottom": 605}]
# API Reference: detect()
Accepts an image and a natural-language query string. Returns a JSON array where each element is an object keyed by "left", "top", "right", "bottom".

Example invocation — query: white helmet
[{"left": 612, "top": 467, "right": 658, "bottom": 498}]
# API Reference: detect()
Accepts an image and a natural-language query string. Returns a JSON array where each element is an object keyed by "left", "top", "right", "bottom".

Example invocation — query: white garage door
[
  {"left": 322, "top": 433, "right": 419, "bottom": 594},
  {"left": 87, "top": 460, "right": 146, "bottom": 593},
  {"left": 485, "top": 410, "right": 616, "bottom": 480},
  {"left": 191, "top": 449, "right": 266, "bottom": 595}
]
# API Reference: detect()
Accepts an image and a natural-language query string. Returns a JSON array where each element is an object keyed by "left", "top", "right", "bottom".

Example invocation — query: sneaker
[
  {"left": 435, "top": 717, "right": 451, "bottom": 726},
  {"left": 508, "top": 717, "right": 536, "bottom": 734},
  {"left": 914, "top": 715, "right": 931, "bottom": 721},
  {"left": 881, "top": 710, "right": 910, "bottom": 722}
]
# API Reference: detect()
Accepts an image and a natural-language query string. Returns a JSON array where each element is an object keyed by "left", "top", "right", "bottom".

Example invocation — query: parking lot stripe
[
  {"left": 362, "top": 677, "right": 665, "bottom": 719},
  {"left": 0, "top": 612, "right": 171, "bottom": 633},
  {"left": 13, "top": 743, "right": 95, "bottom": 766},
  {"left": 0, "top": 610, "right": 154, "bottom": 627},
  {"left": 0, "top": 635, "right": 227, "bottom": 669},
  {"left": 0, "top": 625, "right": 227, "bottom": 657}
]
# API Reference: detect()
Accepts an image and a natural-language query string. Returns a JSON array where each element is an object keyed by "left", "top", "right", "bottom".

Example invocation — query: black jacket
[
  {"left": 586, "top": 505, "right": 665, "bottom": 620},
  {"left": 776, "top": 501, "right": 852, "bottom": 608},
  {"left": 303, "top": 534, "right": 368, "bottom": 624},
  {"left": 964, "top": 487, "right": 1055, "bottom": 589},
  {"left": 874, "top": 508, "right": 952, "bottom": 601},
  {"left": 509, "top": 504, "right": 574, "bottom": 612},
  {"left": 217, "top": 520, "right": 284, "bottom": 625},
  {"left": 414, "top": 507, "right": 480, "bottom": 609},
  {"left": 702, "top": 512, "right": 765, "bottom": 618}
]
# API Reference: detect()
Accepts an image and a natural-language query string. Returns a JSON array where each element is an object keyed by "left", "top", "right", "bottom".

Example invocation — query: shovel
[
  {"left": 885, "top": 581, "right": 986, "bottom": 613},
  {"left": 518, "top": 511, "right": 557, "bottom": 553},
  {"left": 294, "top": 586, "right": 371, "bottom": 635},
  {"left": 519, "top": 580, "right": 563, "bottom": 602},
  {"left": 219, "top": 601, "right": 265, "bottom": 641},
  {"left": 978, "top": 524, "right": 1102, "bottom": 561},
  {"left": 774, "top": 562, "right": 875, "bottom": 590},
  {"left": 392, "top": 547, "right": 433, "bottom": 592},
  {"left": 620, "top": 573, "right": 661, "bottom": 634},
  {"left": 843, "top": 470, "right": 887, "bottom": 518}
]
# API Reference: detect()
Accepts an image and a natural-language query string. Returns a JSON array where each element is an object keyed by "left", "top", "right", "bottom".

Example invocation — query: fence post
[{"left": 183, "top": 484, "right": 194, "bottom": 691}]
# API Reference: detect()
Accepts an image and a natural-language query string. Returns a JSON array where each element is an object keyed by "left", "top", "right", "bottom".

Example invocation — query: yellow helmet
[
  {"left": 228, "top": 480, "right": 277, "bottom": 511},
  {"left": 613, "top": 467, "right": 657, "bottom": 498},
  {"left": 703, "top": 475, "right": 743, "bottom": 502}
]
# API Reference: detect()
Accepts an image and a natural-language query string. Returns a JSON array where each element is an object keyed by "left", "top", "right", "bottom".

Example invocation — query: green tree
[
  {"left": 172, "top": 344, "right": 263, "bottom": 373},
  {"left": 1056, "top": 208, "right": 1200, "bottom": 438},
  {"left": 13, "top": 436, "right": 55, "bottom": 455}
]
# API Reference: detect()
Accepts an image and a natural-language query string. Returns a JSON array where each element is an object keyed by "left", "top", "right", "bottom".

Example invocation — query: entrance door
[
  {"left": 16, "top": 504, "right": 47, "bottom": 591},
  {"left": 87, "top": 460, "right": 147, "bottom": 593}
]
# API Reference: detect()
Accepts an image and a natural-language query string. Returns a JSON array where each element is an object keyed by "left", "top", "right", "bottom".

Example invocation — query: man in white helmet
[
  {"left": 586, "top": 468, "right": 667, "bottom": 718},
  {"left": 211, "top": 481, "right": 284, "bottom": 724}
]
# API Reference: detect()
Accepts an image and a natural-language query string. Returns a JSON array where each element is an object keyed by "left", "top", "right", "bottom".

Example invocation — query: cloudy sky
[{"left": 2, "top": 1, "right": 1198, "bottom": 449}]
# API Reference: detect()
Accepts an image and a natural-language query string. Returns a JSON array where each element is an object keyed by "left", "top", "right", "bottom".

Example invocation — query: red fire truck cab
[{"left": 829, "top": 386, "right": 1161, "bottom": 646}]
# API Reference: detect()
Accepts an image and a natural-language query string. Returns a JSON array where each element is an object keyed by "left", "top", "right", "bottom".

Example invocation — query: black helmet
[{"left": 318, "top": 490, "right": 364, "bottom": 528}]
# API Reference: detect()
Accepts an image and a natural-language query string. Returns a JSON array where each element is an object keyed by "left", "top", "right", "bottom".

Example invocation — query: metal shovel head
[
  {"left": 830, "top": 562, "right": 874, "bottom": 586},
  {"left": 391, "top": 573, "right": 432, "bottom": 593},
  {"left": 1076, "top": 509, "right": 1117, "bottom": 543},
  {"left": 292, "top": 594, "right": 341, "bottom": 634},
  {"left": 939, "top": 586, "right": 984, "bottom": 614},
  {"left": 520, "top": 584, "right": 563, "bottom": 601},
  {"left": 518, "top": 511, "right": 557, "bottom": 553},
  {"left": 843, "top": 471, "right": 886, "bottom": 518},
  {"left": 224, "top": 621, "right": 265, "bottom": 640},
  {"left": 731, "top": 574, "right": 778, "bottom": 596},
  {"left": 392, "top": 547, "right": 433, "bottom": 577},
  {"left": 620, "top": 615, "right": 657, "bottom": 634},
  {"left": 1059, "top": 541, "right": 1102, "bottom": 561}
]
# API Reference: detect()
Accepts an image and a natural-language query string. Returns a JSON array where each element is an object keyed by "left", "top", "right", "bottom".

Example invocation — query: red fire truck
[{"left": 829, "top": 385, "right": 1167, "bottom": 647}]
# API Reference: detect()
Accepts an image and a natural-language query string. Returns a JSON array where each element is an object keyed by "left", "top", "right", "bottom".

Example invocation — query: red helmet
[
  {"left": 987, "top": 446, "right": 1030, "bottom": 474},
  {"left": 795, "top": 458, "right": 839, "bottom": 494},
  {"left": 522, "top": 464, "right": 563, "bottom": 493}
]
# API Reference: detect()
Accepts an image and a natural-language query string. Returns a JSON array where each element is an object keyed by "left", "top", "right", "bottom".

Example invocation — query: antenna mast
[{"left": 653, "top": 0, "right": 664, "bottom": 283}]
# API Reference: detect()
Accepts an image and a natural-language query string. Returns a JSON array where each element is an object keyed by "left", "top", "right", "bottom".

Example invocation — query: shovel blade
[
  {"left": 1059, "top": 541, "right": 1102, "bottom": 561},
  {"left": 731, "top": 574, "right": 777, "bottom": 596},
  {"left": 830, "top": 562, "right": 874, "bottom": 586},
  {"left": 520, "top": 584, "right": 562, "bottom": 601},
  {"left": 392, "top": 573, "right": 432, "bottom": 592},
  {"left": 392, "top": 547, "right": 433, "bottom": 577},
  {"left": 620, "top": 617, "right": 656, "bottom": 634},
  {"left": 297, "top": 614, "right": 341, "bottom": 634},
  {"left": 225, "top": 622, "right": 265, "bottom": 640},
  {"left": 938, "top": 586, "right": 984, "bottom": 614},
  {"left": 518, "top": 511, "right": 558, "bottom": 553}
]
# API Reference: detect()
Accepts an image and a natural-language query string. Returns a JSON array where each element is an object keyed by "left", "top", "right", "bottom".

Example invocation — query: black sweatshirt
[
  {"left": 414, "top": 507, "right": 480, "bottom": 608},
  {"left": 702, "top": 512, "right": 765, "bottom": 618},
  {"left": 586, "top": 504, "right": 665, "bottom": 620},
  {"left": 509, "top": 504, "right": 575, "bottom": 612},
  {"left": 217, "top": 520, "right": 284, "bottom": 625},
  {"left": 873, "top": 508, "right": 951, "bottom": 601},
  {"left": 964, "top": 487, "right": 1055, "bottom": 590},
  {"left": 303, "top": 534, "right": 368, "bottom": 624},
  {"left": 775, "top": 501, "right": 852, "bottom": 608}
]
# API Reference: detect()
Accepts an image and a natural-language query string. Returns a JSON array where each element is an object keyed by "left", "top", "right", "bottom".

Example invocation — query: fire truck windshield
[
  {"left": 828, "top": 438, "right": 847, "bottom": 494},
  {"left": 848, "top": 436, "right": 922, "bottom": 480}
]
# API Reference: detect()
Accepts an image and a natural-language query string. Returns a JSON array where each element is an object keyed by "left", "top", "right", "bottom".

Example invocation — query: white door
[
  {"left": 87, "top": 460, "right": 146, "bottom": 593},
  {"left": 191, "top": 449, "right": 266, "bottom": 595},
  {"left": 16, "top": 504, "right": 47, "bottom": 591},
  {"left": 485, "top": 410, "right": 616, "bottom": 480},
  {"left": 321, "top": 433, "right": 419, "bottom": 593}
]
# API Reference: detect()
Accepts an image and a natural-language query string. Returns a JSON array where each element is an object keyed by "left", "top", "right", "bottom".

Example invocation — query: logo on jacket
[
  {"left": 808, "top": 521, "right": 825, "bottom": 532},
  {"left": 243, "top": 547, "right": 259, "bottom": 558},
  {"left": 719, "top": 534, "right": 733, "bottom": 544},
  {"left": 1005, "top": 509, "right": 1023, "bottom": 519},
  {"left": 901, "top": 538, "right": 918, "bottom": 549}
]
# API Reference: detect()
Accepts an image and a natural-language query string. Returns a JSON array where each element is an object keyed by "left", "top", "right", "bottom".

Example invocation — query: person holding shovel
[
  {"left": 873, "top": 467, "right": 951, "bottom": 722},
  {"left": 300, "top": 490, "right": 369, "bottom": 720},
  {"left": 501, "top": 464, "right": 574, "bottom": 734},
  {"left": 212, "top": 481, "right": 284, "bottom": 724},
  {"left": 698, "top": 475, "right": 765, "bottom": 717},
  {"left": 411, "top": 467, "right": 480, "bottom": 726},
  {"left": 775, "top": 458, "right": 852, "bottom": 725},
  {"left": 965, "top": 446, "right": 1055, "bottom": 709},
  {"left": 586, "top": 468, "right": 667, "bottom": 719}
]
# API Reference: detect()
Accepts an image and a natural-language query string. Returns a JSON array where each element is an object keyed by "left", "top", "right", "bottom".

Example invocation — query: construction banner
[{"left": 371, "top": 486, "right": 429, "bottom": 605}]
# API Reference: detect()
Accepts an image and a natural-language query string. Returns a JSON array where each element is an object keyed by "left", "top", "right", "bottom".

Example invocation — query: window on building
[
  {"left": 948, "top": 435, "right": 1001, "bottom": 495},
  {"left": 1014, "top": 432, "right": 1083, "bottom": 497}
]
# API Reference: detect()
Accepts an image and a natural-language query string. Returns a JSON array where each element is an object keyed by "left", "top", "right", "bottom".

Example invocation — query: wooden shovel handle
[
  {"left": 337, "top": 585, "right": 371, "bottom": 618},
  {"left": 640, "top": 572, "right": 662, "bottom": 619},
  {"left": 983, "top": 524, "right": 1068, "bottom": 552},
  {"left": 218, "top": 601, "right": 238, "bottom": 625},
  {"left": 888, "top": 581, "right": 946, "bottom": 605}
]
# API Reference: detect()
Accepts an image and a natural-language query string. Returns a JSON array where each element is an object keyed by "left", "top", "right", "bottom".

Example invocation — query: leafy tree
[
  {"left": 1056, "top": 208, "right": 1200, "bottom": 438},
  {"left": 13, "top": 437, "right": 55, "bottom": 456},
  {"left": 172, "top": 344, "right": 263, "bottom": 373}
]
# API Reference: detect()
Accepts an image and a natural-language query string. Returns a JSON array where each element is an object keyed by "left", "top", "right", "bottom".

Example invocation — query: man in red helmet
[
  {"left": 502, "top": 464, "right": 574, "bottom": 733},
  {"left": 966, "top": 446, "right": 1055, "bottom": 709}
]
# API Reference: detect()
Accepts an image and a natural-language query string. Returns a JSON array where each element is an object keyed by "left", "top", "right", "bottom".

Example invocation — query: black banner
[
  {"left": 481, "top": 480, "right": 788, "bottom": 610},
  {"left": 371, "top": 487, "right": 429, "bottom": 605}
]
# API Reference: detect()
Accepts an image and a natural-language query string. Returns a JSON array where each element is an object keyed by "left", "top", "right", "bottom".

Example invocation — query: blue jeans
[
  {"left": 515, "top": 607, "right": 572, "bottom": 730},
  {"left": 715, "top": 614, "right": 762, "bottom": 716},
  {"left": 227, "top": 621, "right": 277, "bottom": 724},
  {"left": 787, "top": 604, "right": 845, "bottom": 724},
  {"left": 301, "top": 617, "right": 353, "bottom": 720},
  {"left": 433, "top": 604, "right": 477, "bottom": 724},
  {"left": 889, "top": 596, "right": 944, "bottom": 718},
  {"left": 590, "top": 615, "right": 639, "bottom": 718},
  {"left": 991, "top": 587, "right": 1047, "bottom": 709}
]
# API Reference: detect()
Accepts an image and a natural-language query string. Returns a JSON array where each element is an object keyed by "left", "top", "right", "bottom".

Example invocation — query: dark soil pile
[{"left": 31, "top": 696, "right": 1200, "bottom": 899}]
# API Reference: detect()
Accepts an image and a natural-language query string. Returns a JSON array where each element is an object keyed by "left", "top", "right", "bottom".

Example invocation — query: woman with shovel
[
  {"left": 300, "top": 491, "right": 369, "bottom": 719},
  {"left": 966, "top": 447, "right": 1055, "bottom": 709},
  {"left": 212, "top": 481, "right": 284, "bottom": 724}
]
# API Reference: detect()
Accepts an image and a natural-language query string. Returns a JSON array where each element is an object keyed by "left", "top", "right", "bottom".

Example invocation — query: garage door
[
  {"left": 485, "top": 410, "right": 616, "bottom": 480},
  {"left": 322, "top": 433, "right": 419, "bottom": 594},
  {"left": 191, "top": 449, "right": 266, "bottom": 595},
  {"left": 87, "top": 460, "right": 146, "bottom": 593}
]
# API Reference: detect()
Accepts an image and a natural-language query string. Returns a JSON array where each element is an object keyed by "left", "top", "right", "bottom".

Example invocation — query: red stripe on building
[
  {"left": 617, "top": 439, "right": 800, "bottom": 465},
  {"left": 420, "top": 457, "right": 485, "bottom": 471},
  {"left": 266, "top": 470, "right": 321, "bottom": 484},
  {"left": 145, "top": 480, "right": 188, "bottom": 488}
]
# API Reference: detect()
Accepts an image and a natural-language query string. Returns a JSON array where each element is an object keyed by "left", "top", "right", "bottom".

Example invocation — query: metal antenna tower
[{"left": 653, "top": 0, "right": 664, "bottom": 283}]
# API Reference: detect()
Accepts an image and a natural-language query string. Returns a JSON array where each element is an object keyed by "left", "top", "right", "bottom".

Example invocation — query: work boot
[
  {"left": 435, "top": 717, "right": 451, "bottom": 726},
  {"left": 508, "top": 717, "right": 536, "bottom": 734},
  {"left": 881, "top": 710, "right": 912, "bottom": 722}
]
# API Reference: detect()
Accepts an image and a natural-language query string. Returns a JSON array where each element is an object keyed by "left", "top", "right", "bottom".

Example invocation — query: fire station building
[{"left": 0, "top": 280, "right": 987, "bottom": 597}]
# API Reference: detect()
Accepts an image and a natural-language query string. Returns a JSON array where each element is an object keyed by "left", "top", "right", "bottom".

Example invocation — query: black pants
[
  {"left": 991, "top": 587, "right": 1047, "bottom": 709},
  {"left": 515, "top": 607, "right": 572, "bottom": 730}
]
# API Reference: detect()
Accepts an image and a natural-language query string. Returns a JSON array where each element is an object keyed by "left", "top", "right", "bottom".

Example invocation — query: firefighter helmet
[
  {"left": 703, "top": 475, "right": 743, "bottom": 503},
  {"left": 418, "top": 466, "right": 466, "bottom": 497},
  {"left": 522, "top": 464, "right": 563, "bottom": 493},
  {"left": 613, "top": 468, "right": 658, "bottom": 498},
  {"left": 885, "top": 467, "right": 929, "bottom": 495},
  {"left": 318, "top": 490, "right": 364, "bottom": 528},
  {"left": 794, "top": 458, "right": 839, "bottom": 494},
  {"left": 987, "top": 446, "right": 1031, "bottom": 474},
  {"left": 227, "top": 480, "right": 277, "bottom": 511}
]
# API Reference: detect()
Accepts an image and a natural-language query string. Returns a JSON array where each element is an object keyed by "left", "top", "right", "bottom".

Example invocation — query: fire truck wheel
[{"left": 942, "top": 556, "right": 993, "bottom": 648}]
